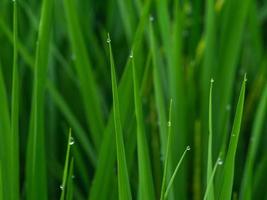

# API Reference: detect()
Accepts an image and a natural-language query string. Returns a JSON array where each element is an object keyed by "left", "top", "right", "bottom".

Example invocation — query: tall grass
[{"left": 0, "top": 0, "right": 266, "bottom": 199}]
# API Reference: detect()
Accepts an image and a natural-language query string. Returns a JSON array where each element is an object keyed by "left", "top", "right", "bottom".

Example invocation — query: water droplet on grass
[
  {"left": 186, "top": 146, "right": 191, "bottom": 151},
  {"left": 69, "top": 137, "right": 75, "bottom": 145},
  {"left": 60, "top": 185, "right": 64, "bottom": 190},
  {"left": 149, "top": 15, "right": 154, "bottom": 22},
  {"left": 167, "top": 121, "right": 171, "bottom": 127},
  {"left": 217, "top": 158, "right": 223, "bottom": 165}
]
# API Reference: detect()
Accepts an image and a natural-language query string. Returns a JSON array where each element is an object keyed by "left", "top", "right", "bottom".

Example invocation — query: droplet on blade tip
[
  {"left": 69, "top": 137, "right": 75, "bottom": 145},
  {"left": 217, "top": 158, "right": 223, "bottom": 165}
]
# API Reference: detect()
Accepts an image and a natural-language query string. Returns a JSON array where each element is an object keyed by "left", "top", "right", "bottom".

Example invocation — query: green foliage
[{"left": 0, "top": 0, "right": 266, "bottom": 199}]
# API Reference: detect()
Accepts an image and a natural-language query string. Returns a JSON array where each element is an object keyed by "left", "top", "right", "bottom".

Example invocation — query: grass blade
[
  {"left": 108, "top": 34, "right": 132, "bottom": 200},
  {"left": 60, "top": 129, "right": 73, "bottom": 200},
  {"left": 206, "top": 79, "right": 214, "bottom": 200},
  {"left": 204, "top": 158, "right": 223, "bottom": 200},
  {"left": 164, "top": 146, "right": 190, "bottom": 199},
  {"left": 240, "top": 83, "right": 267, "bottom": 200},
  {"left": 218, "top": 75, "right": 247, "bottom": 200},
  {"left": 132, "top": 54, "right": 155, "bottom": 200},
  {"left": 160, "top": 99, "right": 173, "bottom": 200},
  {"left": 66, "top": 158, "right": 74, "bottom": 200}
]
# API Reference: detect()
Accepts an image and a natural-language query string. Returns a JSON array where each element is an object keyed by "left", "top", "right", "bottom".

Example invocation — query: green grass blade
[
  {"left": 108, "top": 34, "right": 132, "bottom": 200},
  {"left": 66, "top": 158, "right": 74, "bottom": 200},
  {"left": 25, "top": 0, "right": 53, "bottom": 199},
  {"left": 207, "top": 79, "right": 214, "bottom": 200},
  {"left": 240, "top": 83, "right": 267, "bottom": 200},
  {"left": 218, "top": 75, "right": 247, "bottom": 200},
  {"left": 164, "top": 146, "right": 190, "bottom": 199},
  {"left": 63, "top": 0, "right": 105, "bottom": 149},
  {"left": 60, "top": 129, "right": 73, "bottom": 200},
  {"left": 215, "top": 0, "right": 251, "bottom": 152},
  {"left": 0, "top": 63, "right": 12, "bottom": 200},
  {"left": 11, "top": 1, "right": 19, "bottom": 199},
  {"left": 132, "top": 54, "right": 155, "bottom": 200},
  {"left": 204, "top": 158, "right": 223, "bottom": 200},
  {"left": 160, "top": 99, "right": 173, "bottom": 200}
]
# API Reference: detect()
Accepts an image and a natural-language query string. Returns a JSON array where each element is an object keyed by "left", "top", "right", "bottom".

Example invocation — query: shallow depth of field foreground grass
[{"left": 0, "top": 0, "right": 267, "bottom": 199}]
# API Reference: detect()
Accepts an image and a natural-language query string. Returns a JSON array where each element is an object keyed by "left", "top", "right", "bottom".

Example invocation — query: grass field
[{"left": 0, "top": 0, "right": 267, "bottom": 199}]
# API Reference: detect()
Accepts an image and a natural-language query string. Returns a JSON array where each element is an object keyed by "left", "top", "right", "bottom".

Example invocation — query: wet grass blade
[
  {"left": 204, "top": 158, "right": 223, "bottom": 200},
  {"left": 218, "top": 75, "right": 247, "bottom": 200},
  {"left": 108, "top": 34, "right": 132, "bottom": 200},
  {"left": 207, "top": 79, "right": 214, "bottom": 200},
  {"left": 240, "top": 83, "right": 267, "bottom": 200},
  {"left": 164, "top": 146, "right": 190, "bottom": 199},
  {"left": 60, "top": 129, "right": 73, "bottom": 200},
  {"left": 160, "top": 99, "right": 173, "bottom": 200},
  {"left": 132, "top": 55, "right": 155, "bottom": 200}
]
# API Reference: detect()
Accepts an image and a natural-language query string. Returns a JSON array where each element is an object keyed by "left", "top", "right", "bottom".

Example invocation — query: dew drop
[
  {"left": 149, "top": 15, "right": 154, "bottom": 22},
  {"left": 232, "top": 134, "right": 236, "bottom": 137},
  {"left": 129, "top": 52, "right": 133, "bottom": 59},
  {"left": 167, "top": 121, "right": 171, "bottom": 127},
  {"left": 69, "top": 137, "right": 75, "bottom": 145},
  {"left": 217, "top": 158, "right": 223, "bottom": 165},
  {"left": 107, "top": 38, "right": 111, "bottom": 43},
  {"left": 60, "top": 185, "right": 64, "bottom": 190},
  {"left": 186, "top": 146, "right": 191, "bottom": 151},
  {"left": 210, "top": 78, "right": 214, "bottom": 83}
]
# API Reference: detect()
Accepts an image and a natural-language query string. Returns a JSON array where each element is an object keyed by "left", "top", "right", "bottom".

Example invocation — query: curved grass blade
[
  {"left": 240, "top": 83, "right": 267, "bottom": 200},
  {"left": 160, "top": 99, "right": 173, "bottom": 200},
  {"left": 207, "top": 79, "right": 214, "bottom": 200},
  {"left": 132, "top": 55, "right": 155, "bottom": 200},
  {"left": 218, "top": 75, "right": 247, "bottom": 200},
  {"left": 108, "top": 34, "right": 132, "bottom": 200},
  {"left": 11, "top": 1, "right": 19, "bottom": 199},
  {"left": 60, "top": 129, "right": 73, "bottom": 200},
  {"left": 25, "top": 0, "right": 53, "bottom": 199},
  {"left": 164, "top": 146, "right": 190, "bottom": 199}
]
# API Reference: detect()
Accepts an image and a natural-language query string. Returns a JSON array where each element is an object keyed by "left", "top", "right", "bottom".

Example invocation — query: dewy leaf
[
  {"left": 207, "top": 78, "right": 215, "bottom": 200},
  {"left": 218, "top": 75, "right": 247, "bottom": 200},
  {"left": 108, "top": 33, "right": 132, "bottom": 200},
  {"left": 132, "top": 55, "right": 155, "bottom": 200}
]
